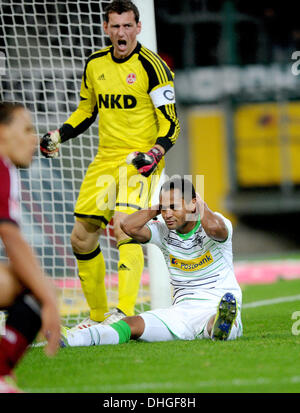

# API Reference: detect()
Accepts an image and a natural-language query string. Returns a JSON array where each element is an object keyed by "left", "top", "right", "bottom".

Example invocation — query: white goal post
[
  {"left": 0, "top": 0, "right": 171, "bottom": 327},
  {"left": 134, "top": 0, "right": 172, "bottom": 309}
]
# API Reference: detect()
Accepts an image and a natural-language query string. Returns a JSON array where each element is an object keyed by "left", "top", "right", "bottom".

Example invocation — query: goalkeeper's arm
[
  {"left": 40, "top": 55, "right": 98, "bottom": 158},
  {"left": 40, "top": 103, "right": 98, "bottom": 159},
  {"left": 127, "top": 101, "right": 180, "bottom": 177},
  {"left": 40, "top": 105, "right": 98, "bottom": 159}
]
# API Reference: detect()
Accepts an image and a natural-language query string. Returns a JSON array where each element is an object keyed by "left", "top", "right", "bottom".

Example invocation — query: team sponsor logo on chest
[
  {"left": 98, "top": 94, "right": 137, "bottom": 109},
  {"left": 170, "top": 251, "right": 213, "bottom": 272}
]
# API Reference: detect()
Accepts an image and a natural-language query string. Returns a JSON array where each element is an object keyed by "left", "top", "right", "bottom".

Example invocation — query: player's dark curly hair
[
  {"left": 160, "top": 177, "right": 196, "bottom": 202},
  {"left": 0, "top": 102, "right": 24, "bottom": 124},
  {"left": 104, "top": 0, "right": 140, "bottom": 23}
]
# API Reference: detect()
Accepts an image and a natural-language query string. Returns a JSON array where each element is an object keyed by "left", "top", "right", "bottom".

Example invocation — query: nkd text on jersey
[{"left": 98, "top": 94, "right": 137, "bottom": 109}]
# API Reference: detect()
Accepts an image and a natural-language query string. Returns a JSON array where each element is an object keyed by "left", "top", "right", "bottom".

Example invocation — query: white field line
[
  {"left": 24, "top": 375, "right": 300, "bottom": 393},
  {"left": 243, "top": 294, "right": 300, "bottom": 309}
]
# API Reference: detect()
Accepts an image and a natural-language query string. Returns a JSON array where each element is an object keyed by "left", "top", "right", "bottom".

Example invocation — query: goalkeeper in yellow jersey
[{"left": 40, "top": 0, "right": 180, "bottom": 328}]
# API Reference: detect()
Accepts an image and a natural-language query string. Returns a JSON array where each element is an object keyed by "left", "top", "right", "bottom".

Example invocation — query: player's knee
[
  {"left": 70, "top": 220, "right": 101, "bottom": 254},
  {"left": 70, "top": 230, "right": 84, "bottom": 252},
  {"left": 70, "top": 229, "right": 95, "bottom": 253},
  {"left": 123, "top": 315, "right": 145, "bottom": 340},
  {"left": 71, "top": 220, "right": 102, "bottom": 253},
  {"left": 0, "top": 265, "right": 23, "bottom": 308}
]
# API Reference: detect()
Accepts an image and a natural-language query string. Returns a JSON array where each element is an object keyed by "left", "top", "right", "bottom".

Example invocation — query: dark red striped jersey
[{"left": 0, "top": 156, "right": 21, "bottom": 226}]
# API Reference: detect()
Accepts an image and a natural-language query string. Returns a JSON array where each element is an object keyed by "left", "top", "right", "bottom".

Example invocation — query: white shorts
[{"left": 139, "top": 294, "right": 243, "bottom": 342}]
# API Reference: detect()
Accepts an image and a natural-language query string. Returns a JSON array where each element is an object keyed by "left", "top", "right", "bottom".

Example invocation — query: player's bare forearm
[
  {"left": 121, "top": 205, "right": 160, "bottom": 243},
  {"left": 153, "top": 144, "right": 165, "bottom": 155},
  {"left": 200, "top": 202, "right": 228, "bottom": 241},
  {"left": 0, "top": 223, "right": 57, "bottom": 306}
]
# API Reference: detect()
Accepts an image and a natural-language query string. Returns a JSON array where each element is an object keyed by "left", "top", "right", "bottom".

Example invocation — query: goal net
[{"left": 0, "top": 0, "right": 155, "bottom": 327}]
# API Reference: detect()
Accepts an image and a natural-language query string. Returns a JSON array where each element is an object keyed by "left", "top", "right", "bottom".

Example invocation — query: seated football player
[{"left": 61, "top": 177, "right": 243, "bottom": 347}]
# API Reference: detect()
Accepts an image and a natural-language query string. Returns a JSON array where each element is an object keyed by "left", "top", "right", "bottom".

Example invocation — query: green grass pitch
[{"left": 15, "top": 278, "right": 300, "bottom": 393}]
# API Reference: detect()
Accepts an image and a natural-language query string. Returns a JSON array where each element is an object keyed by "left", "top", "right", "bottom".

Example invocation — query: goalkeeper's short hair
[
  {"left": 160, "top": 177, "right": 196, "bottom": 203},
  {"left": 104, "top": 0, "right": 140, "bottom": 24}
]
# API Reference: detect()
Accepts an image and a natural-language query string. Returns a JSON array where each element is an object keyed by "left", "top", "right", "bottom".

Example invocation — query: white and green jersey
[{"left": 146, "top": 213, "right": 242, "bottom": 307}]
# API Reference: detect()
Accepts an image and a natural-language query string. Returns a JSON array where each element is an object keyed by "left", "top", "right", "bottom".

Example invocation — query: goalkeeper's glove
[
  {"left": 126, "top": 147, "right": 163, "bottom": 177},
  {"left": 40, "top": 129, "right": 61, "bottom": 158}
]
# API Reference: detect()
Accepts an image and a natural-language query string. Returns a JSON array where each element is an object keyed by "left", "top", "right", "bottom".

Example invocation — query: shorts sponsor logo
[{"left": 170, "top": 251, "right": 213, "bottom": 272}]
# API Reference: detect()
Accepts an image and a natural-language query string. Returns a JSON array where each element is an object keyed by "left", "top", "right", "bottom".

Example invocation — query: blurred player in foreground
[
  {"left": 60, "top": 177, "right": 243, "bottom": 347},
  {"left": 40, "top": 0, "right": 180, "bottom": 328},
  {"left": 0, "top": 102, "right": 60, "bottom": 393}
]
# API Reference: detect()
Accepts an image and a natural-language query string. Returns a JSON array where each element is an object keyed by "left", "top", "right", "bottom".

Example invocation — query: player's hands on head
[
  {"left": 126, "top": 147, "right": 163, "bottom": 177},
  {"left": 150, "top": 203, "right": 161, "bottom": 214},
  {"left": 40, "top": 129, "right": 61, "bottom": 159},
  {"left": 195, "top": 193, "right": 205, "bottom": 220}
]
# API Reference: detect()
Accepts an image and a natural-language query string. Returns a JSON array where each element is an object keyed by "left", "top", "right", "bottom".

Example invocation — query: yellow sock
[
  {"left": 117, "top": 241, "right": 144, "bottom": 316},
  {"left": 74, "top": 244, "right": 108, "bottom": 322}
]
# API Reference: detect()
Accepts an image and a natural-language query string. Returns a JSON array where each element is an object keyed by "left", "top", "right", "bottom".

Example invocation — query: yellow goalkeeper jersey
[{"left": 61, "top": 43, "right": 180, "bottom": 160}]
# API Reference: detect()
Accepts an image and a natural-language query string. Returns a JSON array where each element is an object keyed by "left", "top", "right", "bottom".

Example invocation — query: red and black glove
[
  {"left": 40, "top": 129, "right": 61, "bottom": 158},
  {"left": 126, "top": 147, "right": 163, "bottom": 177}
]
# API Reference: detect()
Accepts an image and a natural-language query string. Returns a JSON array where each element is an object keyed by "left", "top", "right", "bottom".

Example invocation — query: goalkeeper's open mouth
[{"left": 117, "top": 39, "right": 127, "bottom": 52}]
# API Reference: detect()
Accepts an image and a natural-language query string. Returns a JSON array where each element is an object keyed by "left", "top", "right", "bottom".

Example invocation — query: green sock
[{"left": 110, "top": 320, "right": 131, "bottom": 344}]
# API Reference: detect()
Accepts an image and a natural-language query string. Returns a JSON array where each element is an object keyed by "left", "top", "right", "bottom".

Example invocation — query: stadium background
[{"left": 154, "top": 0, "right": 300, "bottom": 261}]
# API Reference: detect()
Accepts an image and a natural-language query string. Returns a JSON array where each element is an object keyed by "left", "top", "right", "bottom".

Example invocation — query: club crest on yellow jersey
[{"left": 126, "top": 73, "right": 137, "bottom": 84}]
